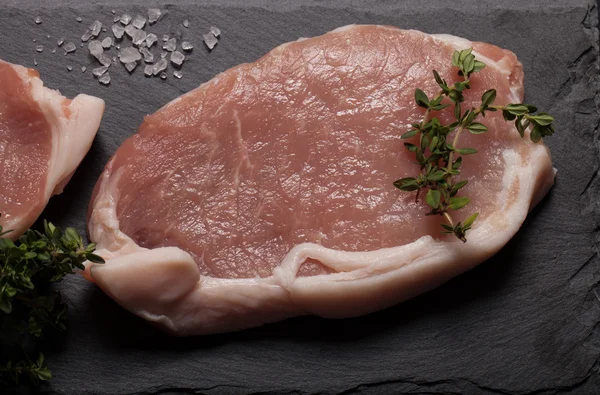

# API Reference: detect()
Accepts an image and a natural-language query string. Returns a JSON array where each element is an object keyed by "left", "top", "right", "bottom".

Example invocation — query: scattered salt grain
[
  {"left": 92, "top": 66, "right": 108, "bottom": 77},
  {"left": 210, "top": 26, "right": 221, "bottom": 37},
  {"left": 181, "top": 41, "right": 193, "bottom": 51},
  {"left": 102, "top": 37, "right": 113, "bottom": 49},
  {"left": 35, "top": 45, "right": 44, "bottom": 53},
  {"left": 161, "top": 51, "right": 168, "bottom": 58},
  {"left": 132, "top": 15, "right": 146, "bottom": 29},
  {"left": 88, "top": 40, "right": 103, "bottom": 56},
  {"left": 160, "top": 72, "right": 167, "bottom": 80},
  {"left": 145, "top": 33, "right": 158, "bottom": 47},
  {"left": 173, "top": 70, "right": 182, "bottom": 79},
  {"left": 119, "top": 46, "right": 142, "bottom": 63},
  {"left": 64, "top": 42, "right": 76, "bottom": 54},
  {"left": 112, "top": 24, "right": 125, "bottom": 39},
  {"left": 51, "top": 48, "right": 56, "bottom": 54},
  {"left": 112, "top": 10, "right": 116, "bottom": 14},
  {"left": 95, "top": 53, "right": 112, "bottom": 67},
  {"left": 34, "top": 59, "right": 38, "bottom": 66},
  {"left": 33, "top": 39, "right": 36, "bottom": 42},
  {"left": 163, "top": 37, "right": 176, "bottom": 52},
  {"left": 113, "top": 15, "right": 120, "bottom": 23},
  {"left": 57, "top": 38, "right": 64, "bottom": 46},
  {"left": 132, "top": 29, "right": 147, "bottom": 46},
  {"left": 148, "top": 9, "right": 162, "bottom": 24},
  {"left": 67, "top": 65, "right": 73, "bottom": 71},
  {"left": 102, "top": 28, "right": 107, "bottom": 32},
  {"left": 125, "top": 25, "right": 137, "bottom": 38},
  {"left": 125, "top": 62, "right": 138, "bottom": 73},
  {"left": 183, "top": 19, "right": 189, "bottom": 28},
  {"left": 46, "top": 35, "right": 50, "bottom": 39},
  {"left": 203, "top": 33, "right": 218, "bottom": 50},
  {"left": 89, "top": 21, "right": 103, "bottom": 37},
  {"left": 170, "top": 50, "right": 185, "bottom": 66},
  {"left": 76, "top": 17, "right": 82, "bottom": 23},
  {"left": 81, "top": 31, "right": 93, "bottom": 42},
  {"left": 99, "top": 72, "right": 111, "bottom": 85},
  {"left": 35, "top": 16, "right": 42, "bottom": 24},
  {"left": 144, "top": 65, "right": 153, "bottom": 76},
  {"left": 139, "top": 47, "right": 154, "bottom": 63},
  {"left": 152, "top": 58, "right": 168, "bottom": 75},
  {"left": 116, "top": 44, "right": 120, "bottom": 50},
  {"left": 120, "top": 14, "right": 132, "bottom": 25},
  {"left": 162, "top": 34, "right": 169, "bottom": 42},
  {"left": 82, "top": 66, "right": 87, "bottom": 72}
]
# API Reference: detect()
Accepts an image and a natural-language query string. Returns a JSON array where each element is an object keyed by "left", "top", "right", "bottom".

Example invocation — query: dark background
[{"left": 1, "top": 0, "right": 599, "bottom": 394}]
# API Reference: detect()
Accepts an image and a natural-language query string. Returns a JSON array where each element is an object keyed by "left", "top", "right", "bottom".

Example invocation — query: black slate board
[{"left": 1, "top": 0, "right": 599, "bottom": 394}]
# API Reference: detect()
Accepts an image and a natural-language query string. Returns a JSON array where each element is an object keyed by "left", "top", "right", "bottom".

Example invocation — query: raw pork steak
[
  {"left": 86, "top": 25, "right": 554, "bottom": 335},
  {"left": 0, "top": 59, "right": 104, "bottom": 239}
]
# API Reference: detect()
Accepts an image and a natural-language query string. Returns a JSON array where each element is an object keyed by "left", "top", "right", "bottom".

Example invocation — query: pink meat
[
  {"left": 86, "top": 26, "right": 554, "bottom": 335},
  {"left": 0, "top": 60, "right": 104, "bottom": 238}
]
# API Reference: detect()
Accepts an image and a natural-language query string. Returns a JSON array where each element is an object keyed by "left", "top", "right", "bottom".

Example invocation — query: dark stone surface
[{"left": 1, "top": 0, "right": 599, "bottom": 394}]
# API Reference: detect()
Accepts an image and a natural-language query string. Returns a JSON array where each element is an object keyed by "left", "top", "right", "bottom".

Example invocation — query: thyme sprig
[
  {"left": 0, "top": 217, "right": 104, "bottom": 388},
  {"left": 394, "top": 48, "right": 555, "bottom": 242}
]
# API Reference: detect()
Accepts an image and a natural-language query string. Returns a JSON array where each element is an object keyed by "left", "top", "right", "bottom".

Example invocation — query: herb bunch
[
  {"left": 394, "top": 48, "right": 555, "bottom": 242},
  {"left": 0, "top": 218, "right": 104, "bottom": 388}
]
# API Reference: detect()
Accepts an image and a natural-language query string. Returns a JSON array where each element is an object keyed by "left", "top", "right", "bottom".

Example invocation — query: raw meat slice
[
  {"left": 0, "top": 60, "right": 104, "bottom": 239},
  {"left": 85, "top": 25, "right": 555, "bottom": 335}
]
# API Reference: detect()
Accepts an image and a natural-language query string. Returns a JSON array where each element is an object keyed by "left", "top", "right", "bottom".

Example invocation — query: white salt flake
[
  {"left": 102, "top": 28, "right": 107, "bottom": 32},
  {"left": 35, "top": 45, "right": 43, "bottom": 53},
  {"left": 113, "top": 15, "right": 120, "bottom": 23},
  {"left": 125, "top": 25, "right": 137, "bottom": 38},
  {"left": 144, "top": 64, "right": 153, "bottom": 76},
  {"left": 95, "top": 53, "right": 112, "bottom": 67},
  {"left": 34, "top": 16, "right": 42, "bottom": 24},
  {"left": 173, "top": 70, "right": 182, "bottom": 79},
  {"left": 32, "top": 39, "right": 36, "bottom": 42},
  {"left": 57, "top": 38, "right": 64, "bottom": 46},
  {"left": 160, "top": 72, "right": 167, "bottom": 80},
  {"left": 98, "top": 72, "right": 111, "bottom": 85},
  {"left": 132, "top": 29, "right": 147, "bottom": 46},
  {"left": 183, "top": 19, "right": 189, "bottom": 28},
  {"left": 92, "top": 66, "right": 109, "bottom": 77},
  {"left": 125, "top": 62, "right": 137, "bottom": 73},
  {"left": 120, "top": 14, "right": 132, "bottom": 25},
  {"left": 116, "top": 45, "right": 120, "bottom": 49},
  {"left": 161, "top": 51, "right": 168, "bottom": 58},
  {"left": 64, "top": 42, "right": 76, "bottom": 53},
  {"left": 170, "top": 50, "right": 185, "bottom": 66},
  {"left": 145, "top": 33, "right": 158, "bottom": 47},
  {"left": 139, "top": 47, "right": 154, "bottom": 63},
  {"left": 81, "top": 31, "right": 93, "bottom": 42},
  {"left": 162, "top": 34, "right": 169, "bottom": 42},
  {"left": 148, "top": 9, "right": 162, "bottom": 24},
  {"left": 102, "top": 37, "right": 113, "bottom": 49},
  {"left": 111, "top": 9, "right": 116, "bottom": 14},
  {"left": 210, "top": 26, "right": 221, "bottom": 37},
  {"left": 132, "top": 15, "right": 146, "bottom": 29},
  {"left": 67, "top": 65, "right": 73, "bottom": 71},
  {"left": 76, "top": 17, "right": 82, "bottom": 22},
  {"left": 112, "top": 24, "right": 125, "bottom": 39},
  {"left": 82, "top": 66, "right": 87, "bottom": 72},
  {"left": 88, "top": 40, "right": 103, "bottom": 56},
  {"left": 203, "top": 33, "right": 218, "bottom": 50},
  {"left": 181, "top": 41, "right": 193, "bottom": 51},
  {"left": 163, "top": 37, "right": 176, "bottom": 52},
  {"left": 89, "top": 21, "right": 103, "bottom": 37},
  {"left": 119, "top": 46, "right": 142, "bottom": 63},
  {"left": 152, "top": 58, "right": 168, "bottom": 75},
  {"left": 51, "top": 48, "right": 56, "bottom": 54},
  {"left": 34, "top": 59, "right": 38, "bottom": 66},
  {"left": 46, "top": 34, "right": 50, "bottom": 39}
]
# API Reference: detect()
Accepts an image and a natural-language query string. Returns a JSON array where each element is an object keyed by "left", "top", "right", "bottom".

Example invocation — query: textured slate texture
[{"left": 0, "top": 0, "right": 599, "bottom": 394}]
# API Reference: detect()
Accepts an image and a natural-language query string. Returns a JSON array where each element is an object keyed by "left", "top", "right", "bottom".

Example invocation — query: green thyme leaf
[
  {"left": 425, "top": 189, "right": 441, "bottom": 209},
  {"left": 415, "top": 89, "right": 430, "bottom": 108},
  {"left": 467, "top": 122, "right": 488, "bottom": 134}
]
